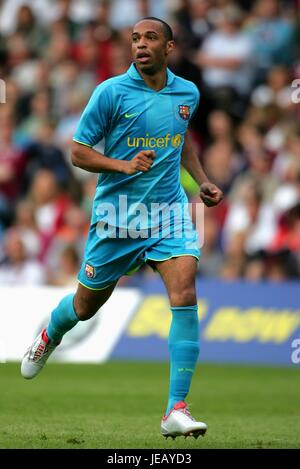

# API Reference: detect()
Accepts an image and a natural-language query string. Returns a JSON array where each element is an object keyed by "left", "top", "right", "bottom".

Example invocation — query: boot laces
[
  {"left": 30, "top": 337, "right": 52, "bottom": 362},
  {"left": 181, "top": 405, "right": 196, "bottom": 421}
]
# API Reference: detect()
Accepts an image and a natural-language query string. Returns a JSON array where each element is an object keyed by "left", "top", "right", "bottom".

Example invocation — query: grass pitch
[{"left": 0, "top": 361, "right": 299, "bottom": 449}]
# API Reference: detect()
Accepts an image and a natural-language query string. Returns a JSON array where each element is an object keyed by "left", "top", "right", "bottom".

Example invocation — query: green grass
[{"left": 0, "top": 361, "right": 299, "bottom": 449}]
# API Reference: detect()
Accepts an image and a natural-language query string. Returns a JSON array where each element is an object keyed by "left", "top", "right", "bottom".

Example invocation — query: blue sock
[
  {"left": 46, "top": 294, "right": 79, "bottom": 343},
  {"left": 166, "top": 305, "right": 199, "bottom": 415}
]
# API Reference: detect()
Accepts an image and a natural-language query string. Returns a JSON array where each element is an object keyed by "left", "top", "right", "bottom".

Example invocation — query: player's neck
[{"left": 137, "top": 67, "right": 168, "bottom": 91}]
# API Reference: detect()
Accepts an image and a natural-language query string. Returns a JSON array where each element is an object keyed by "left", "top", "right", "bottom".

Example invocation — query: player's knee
[
  {"left": 75, "top": 305, "right": 98, "bottom": 321},
  {"left": 74, "top": 297, "right": 100, "bottom": 321},
  {"left": 170, "top": 287, "right": 197, "bottom": 307}
]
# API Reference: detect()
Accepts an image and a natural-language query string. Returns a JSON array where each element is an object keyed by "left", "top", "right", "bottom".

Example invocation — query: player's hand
[
  {"left": 124, "top": 150, "right": 155, "bottom": 175},
  {"left": 200, "top": 182, "right": 223, "bottom": 207}
]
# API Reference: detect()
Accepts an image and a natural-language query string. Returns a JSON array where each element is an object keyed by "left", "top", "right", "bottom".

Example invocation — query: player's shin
[
  {"left": 166, "top": 305, "right": 199, "bottom": 415},
  {"left": 46, "top": 293, "right": 79, "bottom": 343}
]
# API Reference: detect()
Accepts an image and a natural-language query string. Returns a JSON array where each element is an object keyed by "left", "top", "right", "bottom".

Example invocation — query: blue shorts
[{"left": 78, "top": 220, "right": 200, "bottom": 290}]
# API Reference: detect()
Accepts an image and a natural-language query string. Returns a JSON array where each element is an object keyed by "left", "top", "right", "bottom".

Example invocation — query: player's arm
[
  {"left": 72, "top": 84, "right": 155, "bottom": 175},
  {"left": 71, "top": 141, "right": 155, "bottom": 175},
  {"left": 181, "top": 131, "right": 223, "bottom": 207}
]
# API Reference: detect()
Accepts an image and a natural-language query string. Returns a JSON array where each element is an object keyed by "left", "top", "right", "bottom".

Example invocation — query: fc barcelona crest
[
  {"left": 178, "top": 104, "right": 190, "bottom": 121},
  {"left": 85, "top": 263, "right": 95, "bottom": 278}
]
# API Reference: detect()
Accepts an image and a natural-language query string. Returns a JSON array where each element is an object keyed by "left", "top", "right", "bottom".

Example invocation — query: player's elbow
[
  {"left": 71, "top": 153, "right": 80, "bottom": 168},
  {"left": 71, "top": 141, "right": 83, "bottom": 168}
]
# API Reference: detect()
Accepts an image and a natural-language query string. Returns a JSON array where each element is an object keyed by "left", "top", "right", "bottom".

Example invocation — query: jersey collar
[{"left": 127, "top": 63, "right": 176, "bottom": 87}]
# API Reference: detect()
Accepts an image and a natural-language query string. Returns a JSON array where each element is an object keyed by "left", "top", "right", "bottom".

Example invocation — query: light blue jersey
[
  {"left": 73, "top": 63, "right": 199, "bottom": 225},
  {"left": 74, "top": 63, "right": 201, "bottom": 290}
]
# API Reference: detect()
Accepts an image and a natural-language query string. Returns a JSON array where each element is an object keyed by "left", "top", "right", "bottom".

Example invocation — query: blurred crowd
[{"left": 0, "top": 0, "right": 299, "bottom": 286}]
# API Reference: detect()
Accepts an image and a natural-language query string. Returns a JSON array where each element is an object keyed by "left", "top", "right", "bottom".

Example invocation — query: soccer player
[{"left": 21, "top": 17, "right": 223, "bottom": 439}]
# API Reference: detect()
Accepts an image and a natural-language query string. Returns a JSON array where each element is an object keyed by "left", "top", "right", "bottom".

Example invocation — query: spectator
[
  {"left": 245, "top": 0, "right": 296, "bottom": 83},
  {"left": 54, "top": 89, "right": 87, "bottom": 153},
  {"left": 168, "top": 37, "right": 205, "bottom": 134},
  {"left": 166, "top": 37, "right": 202, "bottom": 88},
  {"left": 197, "top": 214, "right": 223, "bottom": 277},
  {"left": 228, "top": 146, "right": 279, "bottom": 202},
  {"left": 0, "top": 114, "right": 26, "bottom": 216},
  {"left": 17, "top": 88, "right": 52, "bottom": 141},
  {"left": 108, "top": 0, "right": 168, "bottom": 30},
  {"left": 251, "top": 65, "right": 294, "bottom": 111},
  {"left": 272, "top": 127, "right": 300, "bottom": 182},
  {"left": 196, "top": 4, "right": 254, "bottom": 117},
  {"left": 80, "top": 175, "right": 97, "bottom": 217},
  {"left": 47, "top": 244, "right": 80, "bottom": 286},
  {"left": 108, "top": 39, "right": 132, "bottom": 77},
  {"left": 13, "top": 199, "right": 43, "bottom": 259},
  {"left": 53, "top": 0, "right": 81, "bottom": 40},
  {"left": 207, "top": 110, "right": 234, "bottom": 144},
  {"left": 14, "top": 4, "right": 48, "bottom": 55},
  {"left": 46, "top": 21, "right": 72, "bottom": 66},
  {"left": 219, "top": 231, "right": 247, "bottom": 280},
  {"left": 22, "top": 119, "right": 71, "bottom": 194},
  {"left": 243, "top": 252, "right": 266, "bottom": 281},
  {"left": 44, "top": 204, "right": 88, "bottom": 274},
  {"left": 7, "top": 33, "right": 39, "bottom": 93},
  {"left": 50, "top": 59, "right": 93, "bottom": 118},
  {"left": 269, "top": 202, "right": 300, "bottom": 253},
  {"left": 0, "top": 228, "right": 46, "bottom": 285},
  {"left": 28, "top": 169, "right": 72, "bottom": 246},
  {"left": 264, "top": 249, "right": 298, "bottom": 280},
  {"left": 173, "top": 0, "right": 213, "bottom": 52},
  {"left": 0, "top": 0, "right": 56, "bottom": 36},
  {"left": 74, "top": 33, "right": 103, "bottom": 78},
  {"left": 223, "top": 182, "right": 278, "bottom": 255},
  {"left": 93, "top": 0, "right": 116, "bottom": 43},
  {"left": 203, "top": 140, "right": 243, "bottom": 195}
]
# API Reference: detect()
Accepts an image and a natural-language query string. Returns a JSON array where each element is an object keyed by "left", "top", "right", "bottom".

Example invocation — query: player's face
[{"left": 131, "top": 20, "right": 174, "bottom": 75}]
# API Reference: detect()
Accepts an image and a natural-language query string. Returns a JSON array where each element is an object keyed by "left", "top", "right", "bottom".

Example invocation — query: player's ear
[{"left": 165, "top": 40, "right": 175, "bottom": 56}]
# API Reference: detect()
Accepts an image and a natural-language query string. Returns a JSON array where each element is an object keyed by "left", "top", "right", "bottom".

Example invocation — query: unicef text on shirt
[{"left": 127, "top": 133, "right": 183, "bottom": 149}]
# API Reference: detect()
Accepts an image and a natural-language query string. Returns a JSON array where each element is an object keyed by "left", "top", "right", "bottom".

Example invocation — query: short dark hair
[{"left": 139, "top": 17, "right": 174, "bottom": 41}]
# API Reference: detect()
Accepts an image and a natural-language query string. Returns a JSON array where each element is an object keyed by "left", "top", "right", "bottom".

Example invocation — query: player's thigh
[
  {"left": 74, "top": 281, "right": 117, "bottom": 320},
  {"left": 153, "top": 256, "right": 197, "bottom": 307}
]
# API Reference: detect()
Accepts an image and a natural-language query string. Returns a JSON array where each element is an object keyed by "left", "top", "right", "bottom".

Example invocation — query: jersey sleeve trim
[{"left": 72, "top": 138, "right": 93, "bottom": 148}]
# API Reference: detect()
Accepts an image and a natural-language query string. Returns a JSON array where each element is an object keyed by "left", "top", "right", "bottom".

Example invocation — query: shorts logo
[
  {"left": 178, "top": 104, "right": 190, "bottom": 120},
  {"left": 85, "top": 263, "right": 95, "bottom": 278}
]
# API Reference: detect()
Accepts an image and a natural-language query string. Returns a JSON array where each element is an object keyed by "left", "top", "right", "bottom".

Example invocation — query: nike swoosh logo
[{"left": 124, "top": 112, "right": 139, "bottom": 118}]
